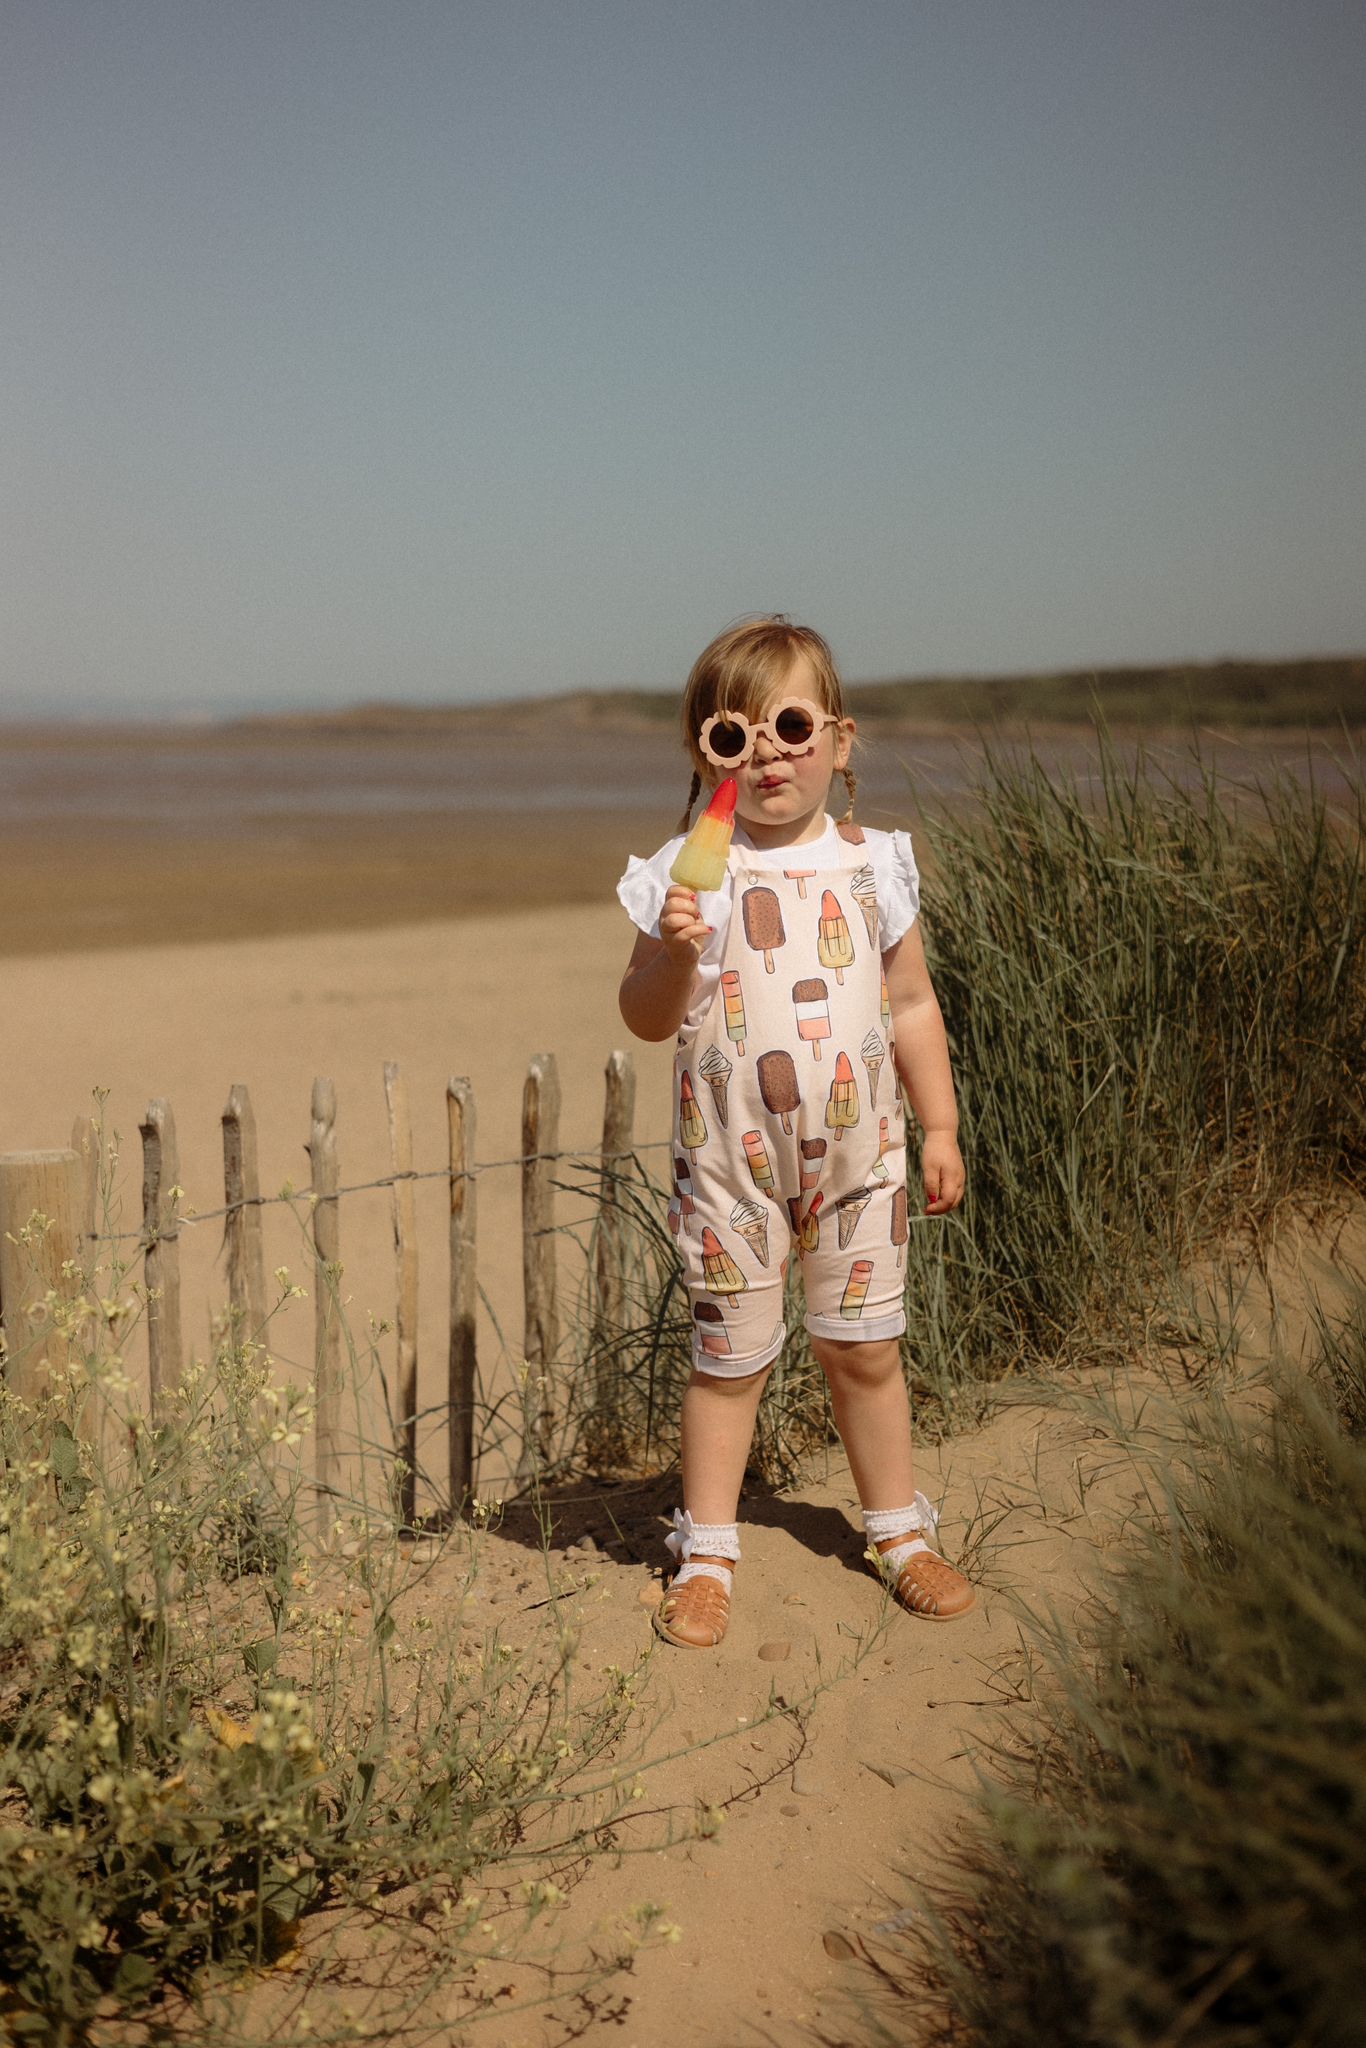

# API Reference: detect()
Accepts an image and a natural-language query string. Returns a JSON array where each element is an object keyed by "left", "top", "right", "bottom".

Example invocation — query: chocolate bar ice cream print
[
  {"left": 891, "top": 1185, "right": 908, "bottom": 1268},
  {"left": 742, "top": 885, "right": 786, "bottom": 973},
  {"left": 756, "top": 1049, "right": 800, "bottom": 1136},
  {"left": 792, "top": 977, "right": 830, "bottom": 1060},
  {"left": 693, "top": 1300, "right": 731, "bottom": 1358}
]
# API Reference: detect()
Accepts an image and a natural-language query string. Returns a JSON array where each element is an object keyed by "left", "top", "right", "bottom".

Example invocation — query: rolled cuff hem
[
  {"left": 691, "top": 1325, "right": 787, "bottom": 1379},
  {"left": 804, "top": 1308, "right": 907, "bottom": 1343}
]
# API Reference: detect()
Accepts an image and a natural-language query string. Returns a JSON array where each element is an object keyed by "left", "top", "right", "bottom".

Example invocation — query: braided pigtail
[
  {"left": 840, "top": 765, "right": 858, "bottom": 823},
  {"left": 676, "top": 770, "right": 703, "bottom": 836}
]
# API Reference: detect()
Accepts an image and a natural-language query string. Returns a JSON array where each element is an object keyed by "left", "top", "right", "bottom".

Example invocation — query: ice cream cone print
[
  {"left": 699, "top": 1044, "right": 732, "bottom": 1128},
  {"left": 836, "top": 1185, "right": 872, "bottom": 1249},
  {"left": 783, "top": 868, "right": 816, "bottom": 899},
  {"left": 678, "top": 1070, "right": 707, "bottom": 1161},
  {"left": 742, "top": 1129, "right": 776, "bottom": 1198},
  {"left": 742, "top": 886, "right": 786, "bottom": 973},
  {"left": 825, "top": 1051, "right": 860, "bottom": 1142},
  {"left": 720, "top": 970, "right": 747, "bottom": 1055},
  {"left": 816, "top": 890, "right": 855, "bottom": 984},
  {"left": 701, "top": 1226, "right": 747, "bottom": 1306},
  {"left": 799, "top": 1137, "right": 826, "bottom": 1200},
  {"left": 861, "top": 1028, "right": 885, "bottom": 1109},
  {"left": 850, "top": 864, "right": 879, "bottom": 948},
  {"left": 731, "top": 1195, "right": 771, "bottom": 1268},
  {"left": 673, "top": 1155, "right": 696, "bottom": 1235},
  {"left": 799, "top": 1191, "right": 824, "bottom": 1258},
  {"left": 880, "top": 965, "right": 891, "bottom": 1035},
  {"left": 757, "top": 1049, "right": 800, "bottom": 1136},
  {"left": 839, "top": 1258, "right": 874, "bottom": 1320},
  {"left": 693, "top": 1300, "right": 731, "bottom": 1358},
  {"left": 891, "top": 1185, "right": 908, "bottom": 1268},
  {"left": 792, "top": 977, "right": 831, "bottom": 1060}
]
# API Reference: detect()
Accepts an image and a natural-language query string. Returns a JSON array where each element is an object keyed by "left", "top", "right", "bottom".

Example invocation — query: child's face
[{"left": 703, "top": 652, "right": 854, "bottom": 842}]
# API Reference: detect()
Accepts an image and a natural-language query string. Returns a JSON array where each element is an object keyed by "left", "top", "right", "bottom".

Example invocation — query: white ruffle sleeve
[{"left": 874, "top": 827, "right": 921, "bottom": 948}]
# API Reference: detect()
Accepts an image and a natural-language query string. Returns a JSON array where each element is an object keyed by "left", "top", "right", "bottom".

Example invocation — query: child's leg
[
  {"left": 810, "top": 1333, "right": 974, "bottom": 1619},
  {"left": 681, "top": 1360, "right": 771, "bottom": 1523}
]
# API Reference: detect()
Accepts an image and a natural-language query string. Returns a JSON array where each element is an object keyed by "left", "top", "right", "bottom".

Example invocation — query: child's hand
[
  {"left": 659, "top": 884, "right": 712, "bottom": 968},
  {"left": 922, "top": 1131, "right": 965, "bottom": 1214}
]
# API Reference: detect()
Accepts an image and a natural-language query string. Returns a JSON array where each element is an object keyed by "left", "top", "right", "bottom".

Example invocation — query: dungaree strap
[{"left": 835, "top": 821, "right": 865, "bottom": 845}]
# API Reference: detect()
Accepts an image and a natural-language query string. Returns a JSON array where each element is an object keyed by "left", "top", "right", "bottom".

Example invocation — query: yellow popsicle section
[{"left": 670, "top": 777, "right": 738, "bottom": 892}]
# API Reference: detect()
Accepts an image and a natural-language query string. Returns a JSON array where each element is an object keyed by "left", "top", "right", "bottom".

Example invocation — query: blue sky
[{"left": 4, "top": 1, "right": 1363, "bottom": 716}]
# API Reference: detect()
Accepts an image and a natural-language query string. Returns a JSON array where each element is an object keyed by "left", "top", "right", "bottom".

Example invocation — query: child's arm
[
  {"left": 882, "top": 922, "right": 965, "bottom": 1213},
  {"left": 618, "top": 885, "right": 710, "bottom": 1042}
]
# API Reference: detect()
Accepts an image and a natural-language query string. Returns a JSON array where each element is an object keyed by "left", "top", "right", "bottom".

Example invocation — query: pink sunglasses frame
[{"left": 697, "top": 696, "right": 843, "bottom": 770}]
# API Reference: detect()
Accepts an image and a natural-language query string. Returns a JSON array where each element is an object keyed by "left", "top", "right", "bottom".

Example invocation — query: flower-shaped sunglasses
[{"left": 697, "top": 696, "right": 842, "bottom": 770}]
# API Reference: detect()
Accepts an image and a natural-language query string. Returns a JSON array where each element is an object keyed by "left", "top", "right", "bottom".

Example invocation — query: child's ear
[{"left": 834, "top": 716, "right": 857, "bottom": 769}]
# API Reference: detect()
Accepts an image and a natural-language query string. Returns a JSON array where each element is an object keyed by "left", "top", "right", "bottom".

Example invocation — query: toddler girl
[{"left": 617, "top": 616, "right": 973, "bottom": 1647}]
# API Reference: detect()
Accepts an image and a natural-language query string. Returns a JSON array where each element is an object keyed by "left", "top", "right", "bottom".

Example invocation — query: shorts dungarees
[{"left": 668, "top": 822, "right": 910, "bottom": 1376}]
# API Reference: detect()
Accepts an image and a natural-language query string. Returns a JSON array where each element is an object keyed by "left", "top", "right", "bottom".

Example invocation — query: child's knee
[{"left": 810, "top": 1332, "right": 903, "bottom": 1391}]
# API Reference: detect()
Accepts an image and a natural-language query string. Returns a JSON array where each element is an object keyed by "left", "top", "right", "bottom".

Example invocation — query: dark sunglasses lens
[
  {"left": 774, "top": 705, "right": 816, "bottom": 747},
  {"left": 710, "top": 721, "right": 748, "bottom": 760}
]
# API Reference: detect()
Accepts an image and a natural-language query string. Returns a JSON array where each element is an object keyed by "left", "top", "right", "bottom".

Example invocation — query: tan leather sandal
[
  {"left": 872, "top": 1534, "right": 976, "bottom": 1620},
  {"left": 653, "top": 1555, "right": 735, "bottom": 1648}
]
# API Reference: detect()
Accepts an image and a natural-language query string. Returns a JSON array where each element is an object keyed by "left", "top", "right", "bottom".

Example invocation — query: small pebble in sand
[
  {"left": 779, "top": 1804, "right": 800, "bottom": 1818},
  {"left": 758, "top": 1640, "right": 791, "bottom": 1662},
  {"left": 637, "top": 1583, "right": 660, "bottom": 1608}
]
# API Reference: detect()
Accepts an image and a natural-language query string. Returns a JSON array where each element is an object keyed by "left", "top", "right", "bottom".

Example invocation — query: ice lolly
[
  {"left": 850, "top": 864, "right": 879, "bottom": 948},
  {"left": 799, "top": 1191, "right": 824, "bottom": 1258},
  {"left": 670, "top": 777, "right": 738, "bottom": 893},
  {"left": 792, "top": 977, "right": 831, "bottom": 1060},
  {"left": 880, "top": 965, "right": 891, "bottom": 1035},
  {"left": 824, "top": 1050, "right": 860, "bottom": 1141},
  {"left": 839, "top": 1257, "right": 874, "bottom": 1320},
  {"left": 783, "top": 868, "right": 816, "bottom": 900},
  {"left": 699, "top": 1044, "right": 733, "bottom": 1128},
  {"left": 817, "top": 889, "right": 855, "bottom": 984},
  {"left": 700, "top": 1225, "right": 747, "bottom": 1305},
  {"left": 836, "top": 1185, "right": 872, "bottom": 1249},
  {"left": 891, "top": 1185, "right": 909, "bottom": 1267},
  {"left": 742, "top": 886, "right": 786, "bottom": 973},
  {"left": 861, "top": 1028, "right": 885, "bottom": 1108},
  {"left": 742, "top": 1128, "right": 776, "bottom": 1197},
  {"left": 757, "top": 1049, "right": 800, "bottom": 1135},
  {"left": 799, "top": 1136, "right": 826, "bottom": 1200},
  {"left": 673, "top": 1154, "right": 696, "bottom": 1235},
  {"left": 720, "top": 969, "right": 748, "bottom": 1055},
  {"left": 678, "top": 1069, "right": 707, "bottom": 1159},
  {"left": 693, "top": 1300, "right": 731, "bottom": 1358},
  {"left": 869, "top": 1115, "right": 891, "bottom": 1185},
  {"left": 730, "top": 1195, "right": 770, "bottom": 1268}
]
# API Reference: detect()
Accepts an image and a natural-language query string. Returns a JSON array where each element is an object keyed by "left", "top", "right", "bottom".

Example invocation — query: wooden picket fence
[{"left": 0, "top": 1049, "right": 647, "bottom": 1526}]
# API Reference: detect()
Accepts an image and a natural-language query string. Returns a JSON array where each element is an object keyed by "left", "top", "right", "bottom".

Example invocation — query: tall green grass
[
  {"left": 564, "top": 731, "right": 1364, "bottom": 1473},
  {"left": 862, "top": 1287, "right": 1366, "bottom": 2048}
]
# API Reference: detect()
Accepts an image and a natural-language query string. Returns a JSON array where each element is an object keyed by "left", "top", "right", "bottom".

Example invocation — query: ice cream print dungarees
[{"left": 669, "top": 824, "right": 910, "bottom": 1376}]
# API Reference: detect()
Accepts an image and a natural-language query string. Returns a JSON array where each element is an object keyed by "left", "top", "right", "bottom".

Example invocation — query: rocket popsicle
[
  {"left": 792, "top": 977, "right": 831, "bottom": 1060},
  {"left": 720, "top": 970, "right": 747, "bottom": 1055},
  {"left": 742, "top": 1128, "right": 776, "bottom": 1197},
  {"left": 742, "top": 886, "right": 786, "bottom": 973},
  {"left": 817, "top": 890, "right": 855, "bottom": 985},
  {"left": 700, "top": 1226, "right": 747, "bottom": 1305},
  {"left": 799, "top": 1191, "right": 824, "bottom": 1258},
  {"left": 757, "top": 1049, "right": 800, "bottom": 1135},
  {"left": 670, "top": 778, "right": 738, "bottom": 893},
  {"left": 678, "top": 1070, "right": 707, "bottom": 1159},
  {"left": 825, "top": 1050, "right": 860, "bottom": 1140},
  {"left": 839, "top": 1257, "right": 874, "bottom": 1320}
]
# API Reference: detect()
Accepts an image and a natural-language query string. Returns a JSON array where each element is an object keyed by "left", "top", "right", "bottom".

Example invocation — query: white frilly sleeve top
[{"left": 616, "top": 813, "right": 921, "bottom": 1035}]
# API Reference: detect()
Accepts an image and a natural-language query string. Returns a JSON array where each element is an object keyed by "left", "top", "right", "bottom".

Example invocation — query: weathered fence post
[
  {"left": 590, "top": 1051, "right": 636, "bottom": 1467},
  {"left": 0, "top": 1148, "right": 85, "bottom": 1410},
  {"left": 307, "top": 1078, "right": 341, "bottom": 1528},
  {"left": 140, "top": 1100, "right": 182, "bottom": 1414},
  {"left": 222, "top": 1084, "right": 267, "bottom": 1343},
  {"left": 518, "top": 1053, "right": 560, "bottom": 1486},
  {"left": 71, "top": 1115, "right": 100, "bottom": 1271},
  {"left": 446, "top": 1077, "right": 477, "bottom": 1519},
  {"left": 383, "top": 1060, "right": 419, "bottom": 1528}
]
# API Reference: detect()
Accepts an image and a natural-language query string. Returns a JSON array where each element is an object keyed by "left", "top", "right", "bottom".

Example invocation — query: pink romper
[{"left": 668, "top": 822, "right": 910, "bottom": 1376}]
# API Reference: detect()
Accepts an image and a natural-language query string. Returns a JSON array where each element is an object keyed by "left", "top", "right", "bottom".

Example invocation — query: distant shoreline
[{"left": 3, "top": 653, "right": 1363, "bottom": 739}]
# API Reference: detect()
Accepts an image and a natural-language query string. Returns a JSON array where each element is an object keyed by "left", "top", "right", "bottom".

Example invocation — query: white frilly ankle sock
[
  {"left": 863, "top": 1493, "right": 940, "bottom": 1576},
  {"left": 665, "top": 1509, "right": 740, "bottom": 1590}
]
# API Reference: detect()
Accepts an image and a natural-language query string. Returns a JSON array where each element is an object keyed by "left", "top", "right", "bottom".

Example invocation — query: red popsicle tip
[{"left": 705, "top": 778, "right": 738, "bottom": 821}]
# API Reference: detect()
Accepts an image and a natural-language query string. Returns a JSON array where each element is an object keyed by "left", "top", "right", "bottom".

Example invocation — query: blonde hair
[{"left": 675, "top": 614, "right": 857, "bottom": 830}]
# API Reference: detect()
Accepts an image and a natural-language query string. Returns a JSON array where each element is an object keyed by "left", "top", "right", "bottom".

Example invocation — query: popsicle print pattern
[
  {"left": 699, "top": 1045, "right": 732, "bottom": 1128},
  {"left": 720, "top": 970, "right": 747, "bottom": 1055},
  {"left": 791, "top": 977, "right": 830, "bottom": 1060},
  {"left": 693, "top": 1300, "right": 731, "bottom": 1358},
  {"left": 742, "top": 1128, "right": 776, "bottom": 1198},
  {"left": 678, "top": 1070, "right": 708, "bottom": 1161},
  {"left": 757, "top": 1049, "right": 800, "bottom": 1136},
  {"left": 839, "top": 1258, "right": 874, "bottom": 1319},
  {"left": 817, "top": 890, "right": 855, "bottom": 985},
  {"left": 742, "top": 886, "right": 786, "bottom": 972},
  {"left": 701, "top": 1226, "right": 747, "bottom": 1305},
  {"left": 783, "top": 869, "right": 815, "bottom": 899},
  {"left": 825, "top": 1051, "right": 860, "bottom": 1140}
]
